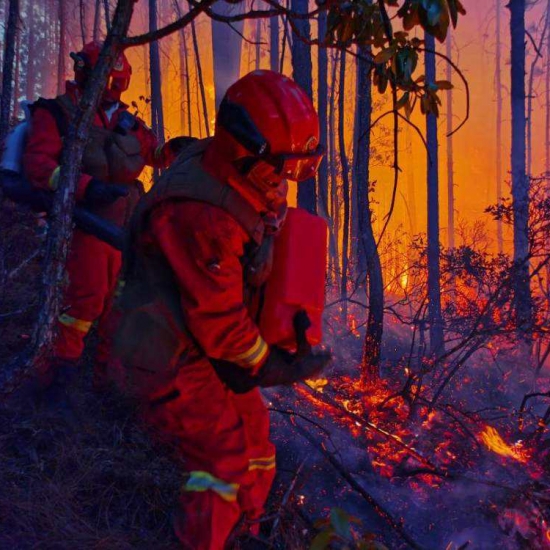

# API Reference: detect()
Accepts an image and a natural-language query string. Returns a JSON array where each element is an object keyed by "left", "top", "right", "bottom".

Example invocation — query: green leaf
[
  {"left": 310, "top": 530, "right": 334, "bottom": 550},
  {"left": 330, "top": 507, "right": 352, "bottom": 539},
  {"left": 374, "top": 47, "right": 395, "bottom": 64},
  {"left": 396, "top": 92, "right": 410, "bottom": 110}
]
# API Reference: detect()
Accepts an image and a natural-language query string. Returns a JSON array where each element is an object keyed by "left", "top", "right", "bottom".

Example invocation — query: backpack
[
  {"left": 0, "top": 98, "right": 68, "bottom": 210},
  {"left": 0, "top": 99, "right": 124, "bottom": 250}
]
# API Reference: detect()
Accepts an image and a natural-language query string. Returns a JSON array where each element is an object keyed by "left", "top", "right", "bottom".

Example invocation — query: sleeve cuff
[{"left": 225, "top": 335, "right": 269, "bottom": 375}]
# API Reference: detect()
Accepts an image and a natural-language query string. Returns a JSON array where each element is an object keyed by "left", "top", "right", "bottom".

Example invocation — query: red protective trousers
[
  {"left": 144, "top": 358, "right": 275, "bottom": 550},
  {"left": 53, "top": 229, "right": 121, "bottom": 363}
]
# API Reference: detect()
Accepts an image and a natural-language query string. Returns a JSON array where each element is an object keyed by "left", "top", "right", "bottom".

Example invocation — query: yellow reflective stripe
[
  {"left": 249, "top": 455, "right": 276, "bottom": 471},
  {"left": 58, "top": 314, "right": 93, "bottom": 333},
  {"left": 229, "top": 335, "right": 269, "bottom": 368},
  {"left": 183, "top": 471, "right": 239, "bottom": 502},
  {"left": 48, "top": 166, "right": 61, "bottom": 190}
]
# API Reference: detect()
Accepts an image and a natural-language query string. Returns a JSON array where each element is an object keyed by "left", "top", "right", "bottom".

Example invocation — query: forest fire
[
  {"left": 1, "top": 0, "right": 550, "bottom": 548},
  {"left": 479, "top": 425, "right": 530, "bottom": 464}
]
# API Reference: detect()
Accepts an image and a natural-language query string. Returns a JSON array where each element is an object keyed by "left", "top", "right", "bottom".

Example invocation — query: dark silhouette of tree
[
  {"left": 495, "top": 0, "right": 504, "bottom": 254},
  {"left": 211, "top": 0, "right": 245, "bottom": 109},
  {"left": 149, "top": 0, "right": 165, "bottom": 157},
  {"left": 338, "top": 50, "right": 351, "bottom": 323},
  {"left": 509, "top": 0, "right": 532, "bottom": 336},
  {"left": 0, "top": 0, "right": 20, "bottom": 143},
  {"left": 291, "top": 0, "right": 316, "bottom": 214},
  {"left": 446, "top": 28, "right": 455, "bottom": 250},
  {"left": 355, "top": 43, "right": 383, "bottom": 383},
  {"left": 425, "top": 31, "right": 444, "bottom": 355}
]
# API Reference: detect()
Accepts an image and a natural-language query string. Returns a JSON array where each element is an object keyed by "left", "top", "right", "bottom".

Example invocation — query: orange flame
[{"left": 480, "top": 426, "right": 528, "bottom": 463}]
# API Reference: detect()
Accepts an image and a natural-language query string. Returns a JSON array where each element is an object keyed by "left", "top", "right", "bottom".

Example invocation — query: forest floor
[{"left": 1, "top": 202, "right": 550, "bottom": 550}]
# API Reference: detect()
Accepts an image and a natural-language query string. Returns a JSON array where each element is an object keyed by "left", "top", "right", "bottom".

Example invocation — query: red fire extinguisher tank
[{"left": 259, "top": 207, "right": 327, "bottom": 349}]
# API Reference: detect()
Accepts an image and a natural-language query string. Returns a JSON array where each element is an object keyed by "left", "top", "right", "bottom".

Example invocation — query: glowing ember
[
  {"left": 305, "top": 378, "right": 328, "bottom": 392},
  {"left": 480, "top": 426, "right": 529, "bottom": 463}
]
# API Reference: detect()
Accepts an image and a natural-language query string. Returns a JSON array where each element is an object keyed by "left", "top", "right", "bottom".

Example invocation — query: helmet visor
[
  {"left": 267, "top": 145, "right": 324, "bottom": 182},
  {"left": 107, "top": 75, "right": 130, "bottom": 93}
]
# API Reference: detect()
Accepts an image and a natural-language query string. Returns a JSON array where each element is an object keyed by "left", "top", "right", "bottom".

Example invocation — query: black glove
[
  {"left": 167, "top": 136, "right": 199, "bottom": 157},
  {"left": 256, "top": 347, "right": 331, "bottom": 388},
  {"left": 84, "top": 178, "right": 129, "bottom": 207},
  {"left": 211, "top": 347, "right": 331, "bottom": 394}
]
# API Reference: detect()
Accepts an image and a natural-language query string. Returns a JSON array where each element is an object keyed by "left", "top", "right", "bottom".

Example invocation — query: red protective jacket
[
  {"left": 142, "top": 199, "right": 270, "bottom": 372},
  {"left": 23, "top": 81, "right": 172, "bottom": 203}
]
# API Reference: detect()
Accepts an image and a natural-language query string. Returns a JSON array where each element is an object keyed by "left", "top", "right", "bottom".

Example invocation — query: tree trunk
[
  {"left": 25, "top": 0, "right": 36, "bottom": 101},
  {"left": 57, "top": 0, "right": 66, "bottom": 95},
  {"left": 290, "top": 0, "right": 316, "bottom": 213},
  {"left": 546, "top": 0, "right": 550, "bottom": 178},
  {"left": 12, "top": 23, "right": 21, "bottom": 119},
  {"left": 355, "top": 44, "right": 383, "bottom": 383},
  {"left": 149, "top": 0, "right": 165, "bottom": 157},
  {"left": 191, "top": 19, "right": 210, "bottom": 137},
  {"left": 317, "top": 10, "right": 337, "bottom": 264},
  {"left": 269, "top": 15, "right": 279, "bottom": 72},
  {"left": 509, "top": 0, "right": 532, "bottom": 333},
  {"left": 211, "top": 0, "right": 245, "bottom": 109},
  {"left": 79, "top": 0, "right": 87, "bottom": 46},
  {"left": 328, "top": 52, "right": 340, "bottom": 283},
  {"left": 255, "top": 19, "right": 261, "bottom": 70},
  {"left": 93, "top": 0, "right": 101, "bottom": 41},
  {"left": 0, "top": 0, "right": 19, "bottom": 142},
  {"left": 338, "top": 50, "right": 350, "bottom": 323},
  {"left": 425, "top": 32, "right": 444, "bottom": 355},
  {"left": 103, "top": 0, "right": 111, "bottom": 31},
  {"left": 446, "top": 31, "right": 455, "bottom": 250},
  {"left": 496, "top": 0, "right": 504, "bottom": 253},
  {"left": 527, "top": 9, "right": 549, "bottom": 177}
]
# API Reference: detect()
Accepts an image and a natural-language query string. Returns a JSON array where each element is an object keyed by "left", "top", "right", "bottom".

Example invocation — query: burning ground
[{"left": 1, "top": 207, "right": 550, "bottom": 550}]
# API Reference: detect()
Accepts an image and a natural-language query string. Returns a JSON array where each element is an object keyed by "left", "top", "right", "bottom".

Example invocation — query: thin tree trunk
[
  {"left": 355, "top": 44, "right": 383, "bottom": 383},
  {"left": 446, "top": 31, "right": 455, "bottom": 250},
  {"left": 149, "top": 0, "right": 165, "bottom": 156},
  {"left": 496, "top": 0, "right": 504, "bottom": 253},
  {"left": 57, "top": 0, "right": 66, "bottom": 95},
  {"left": 25, "top": 0, "right": 36, "bottom": 101},
  {"left": 0, "top": 0, "right": 19, "bottom": 142},
  {"left": 191, "top": 19, "right": 210, "bottom": 137},
  {"left": 546, "top": 0, "right": 550, "bottom": 178},
  {"left": 173, "top": 0, "right": 192, "bottom": 135},
  {"left": 405, "top": 125, "right": 417, "bottom": 235},
  {"left": 425, "top": 32, "right": 444, "bottom": 355},
  {"left": 79, "top": 0, "right": 87, "bottom": 46},
  {"left": 328, "top": 52, "right": 340, "bottom": 283},
  {"left": 12, "top": 25, "right": 20, "bottom": 119},
  {"left": 255, "top": 19, "right": 261, "bottom": 70},
  {"left": 270, "top": 15, "right": 279, "bottom": 72},
  {"left": 211, "top": 0, "right": 245, "bottom": 109},
  {"left": 103, "top": 0, "right": 111, "bottom": 31},
  {"left": 93, "top": 0, "right": 101, "bottom": 41},
  {"left": 527, "top": 10, "right": 549, "bottom": 177},
  {"left": 338, "top": 51, "right": 350, "bottom": 323},
  {"left": 317, "top": 10, "right": 337, "bottom": 266},
  {"left": 291, "top": 0, "right": 316, "bottom": 213},
  {"left": 509, "top": 0, "right": 532, "bottom": 334}
]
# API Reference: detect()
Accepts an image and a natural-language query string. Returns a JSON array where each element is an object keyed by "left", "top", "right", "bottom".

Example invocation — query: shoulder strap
[
  {"left": 138, "top": 138, "right": 265, "bottom": 246},
  {"left": 31, "top": 97, "right": 71, "bottom": 138}
]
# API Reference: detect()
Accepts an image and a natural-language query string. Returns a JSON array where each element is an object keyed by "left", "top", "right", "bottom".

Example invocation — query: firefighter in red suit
[
  {"left": 22, "top": 41, "right": 191, "bottom": 392},
  {"left": 114, "top": 70, "right": 331, "bottom": 549}
]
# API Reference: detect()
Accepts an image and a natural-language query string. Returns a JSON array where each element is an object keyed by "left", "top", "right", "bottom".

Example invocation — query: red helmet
[
  {"left": 71, "top": 41, "right": 132, "bottom": 103},
  {"left": 205, "top": 70, "right": 323, "bottom": 211}
]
